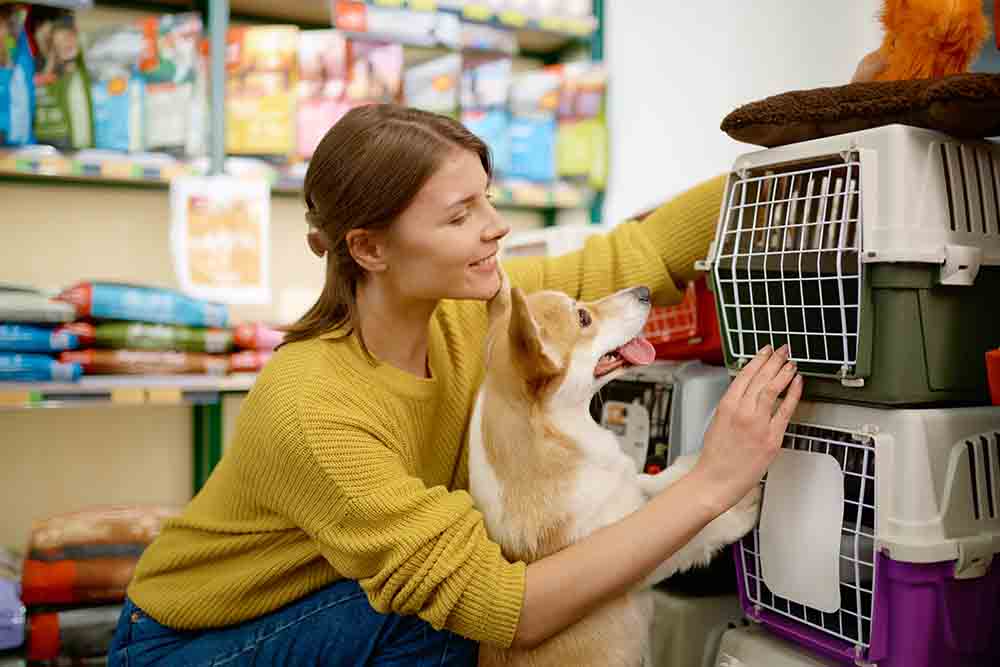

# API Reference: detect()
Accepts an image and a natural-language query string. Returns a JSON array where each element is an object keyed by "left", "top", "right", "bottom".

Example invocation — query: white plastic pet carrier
[
  {"left": 736, "top": 400, "right": 1000, "bottom": 666},
  {"left": 590, "top": 360, "right": 729, "bottom": 472},
  {"left": 714, "top": 624, "right": 841, "bottom": 667},
  {"left": 700, "top": 125, "right": 1000, "bottom": 405}
]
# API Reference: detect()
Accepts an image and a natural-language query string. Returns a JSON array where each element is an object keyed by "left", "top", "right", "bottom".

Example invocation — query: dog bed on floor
[{"left": 720, "top": 72, "right": 1000, "bottom": 147}]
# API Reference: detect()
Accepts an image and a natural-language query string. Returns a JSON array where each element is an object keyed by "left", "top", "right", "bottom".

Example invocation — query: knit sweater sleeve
[
  {"left": 503, "top": 174, "right": 725, "bottom": 306},
  {"left": 271, "top": 417, "right": 526, "bottom": 649}
]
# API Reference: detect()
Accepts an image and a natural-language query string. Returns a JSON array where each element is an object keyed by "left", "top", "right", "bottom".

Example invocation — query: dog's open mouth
[{"left": 594, "top": 337, "right": 656, "bottom": 378}]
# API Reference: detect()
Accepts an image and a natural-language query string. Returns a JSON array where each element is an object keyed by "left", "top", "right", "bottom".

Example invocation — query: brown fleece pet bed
[{"left": 721, "top": 73, "right": 1000, "bottom": 148}]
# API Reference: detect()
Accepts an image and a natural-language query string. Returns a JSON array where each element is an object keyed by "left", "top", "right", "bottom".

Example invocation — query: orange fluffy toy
[{"left": 864, "top": 0, "right": 990, "bottom": 81}]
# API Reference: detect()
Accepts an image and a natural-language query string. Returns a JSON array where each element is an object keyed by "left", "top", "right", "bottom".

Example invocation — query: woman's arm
[
  {"left": 512, "top": 345, "right": 801, "bottom": 650},
  {"left": 503, "top": 175, "right": 726, "bottom": 307}
]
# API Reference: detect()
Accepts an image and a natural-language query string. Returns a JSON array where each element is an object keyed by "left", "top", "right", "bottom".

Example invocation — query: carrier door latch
[
  {"left": 954, "top": 537, "right": 994, "bottom": 579},
  {"left": 939, "top": 244, "right": 982, "bottom": 286}
]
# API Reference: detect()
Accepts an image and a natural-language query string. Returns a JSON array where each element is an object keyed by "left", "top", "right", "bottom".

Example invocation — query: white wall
[{"left": 604, "top": 1, "right": 883, "bottom": 223}]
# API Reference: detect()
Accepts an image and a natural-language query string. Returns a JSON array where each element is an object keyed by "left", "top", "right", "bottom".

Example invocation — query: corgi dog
[{"left": 468, "top": 275, "right": 760, "bottom": 667}]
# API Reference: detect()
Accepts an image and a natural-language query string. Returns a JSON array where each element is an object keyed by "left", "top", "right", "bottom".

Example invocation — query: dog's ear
[
  {"left": 487, "top": 265, "right": 512, "bottom": 327},
  {"left": 509, "top": 287, "right": 560, "bottom": 379}
]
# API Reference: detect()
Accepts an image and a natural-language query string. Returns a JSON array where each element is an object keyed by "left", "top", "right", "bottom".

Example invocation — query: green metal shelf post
[{"left": 192, "top": 401, "right": 223, "bottom": 493}]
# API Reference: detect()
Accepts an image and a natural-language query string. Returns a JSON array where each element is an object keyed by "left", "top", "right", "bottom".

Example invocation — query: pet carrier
[
  {"left": 714, "top": 624, "right": 841, "bottom": 667},
  {"left": 699, "top": 125, "right": 1000, "bottom": 406},
  {"left": 643, "top": 276, "right": 724, "bottom": 364},
  {"left": 735, "top": 400, "right": 1000, "bottom": 667},
  {"left": 590, "top": 360, "right": 729, "bottom": 472}
]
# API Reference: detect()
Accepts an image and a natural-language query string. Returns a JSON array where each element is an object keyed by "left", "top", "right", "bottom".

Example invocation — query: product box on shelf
[
  {"left": 296, "top": 30, "right": 350, "bottom": 159},
  {"left": 345, "top": 39, "right": 403, "bottom": 104},
  {"left": 226, "top": 25, "right": 299, "bottom": 156}
]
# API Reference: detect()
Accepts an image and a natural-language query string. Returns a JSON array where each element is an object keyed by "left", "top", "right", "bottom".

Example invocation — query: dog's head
[{"left": 485, "top": 269, "right": 656, "bottom": 409}]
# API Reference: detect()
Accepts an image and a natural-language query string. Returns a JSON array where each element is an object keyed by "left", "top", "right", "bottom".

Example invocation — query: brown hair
[{"left": 282, "top": 104, "right": 492, "bottom": 345}]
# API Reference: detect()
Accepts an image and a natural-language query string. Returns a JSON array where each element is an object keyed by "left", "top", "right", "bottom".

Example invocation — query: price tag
[
  {"left": 147, "top": 388, "right": 184, "bottom": 405},
  {"left": 411, "top": 0, "right": 437, "bottom": 11},
  {"left": 373, "top": 0, "right": 404, "bottom": 6},
  {"left": 0, "top": 391, "right": 30, "bottom": 408},
  {"left": 498, "top": 10, "right": 526, "bottom": 27},
  {"left": 111, "top": 388, "right": 146, "bottom": 405},
  {"left": 462, "top": 4, "right": 492, "bottom": 21},
  {"left": 565, "top": 17, "right": 593, "bottom": 35},
  {"left": 539, "top": 16, "right": 564, "bottom": 32}
]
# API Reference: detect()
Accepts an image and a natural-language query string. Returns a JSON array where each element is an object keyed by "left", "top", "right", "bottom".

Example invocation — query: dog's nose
[{"left": 634, "top": 286, "right": 651, "bottom": 304}]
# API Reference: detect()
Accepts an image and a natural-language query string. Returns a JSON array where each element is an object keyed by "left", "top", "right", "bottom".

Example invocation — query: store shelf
[
  {"left": 0, "top": 373, "right": 257, "bottom": 411},
  {"left": 0, "top": 148, "right": 594, "bottom": 210},
  {"left": 0, "top": 148, "right": 195, "bottom": 188}
]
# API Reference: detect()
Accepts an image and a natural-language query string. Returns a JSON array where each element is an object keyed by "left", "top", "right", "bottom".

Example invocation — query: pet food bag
[
  {"left": 460, "top": 55, "right": 511, "bottom": 110},
  {"left": 344, "top": 40, "right": 403, "bottom": 104},
  {"left": 226, "top": 25, "right": 299, "bottom": 156},
  {"left": 461, "top": 108, "right": 510, "bottom": 175},
  {"left": 296, "top": 30, "right": 350, "bottom": 159},
  {"left": 67, "top": 322, "right": 233, "bottom": 353},
  {"left": 21, "top": 559, "right": 135, "bottom": 606},
  {"left": 28, "top": 506, "right": 180, "bottom": 555},
  {"left": 230, "top": 349, "right": 272, "bottom": 373},
  {"left": 0, "top": 354, "right": 81, "bottom": 382},
  {"left": 54, "top": 282, "right": 229, "bottom": 328},
  {"left": 60, "top": 349, "right": 230, "bottom": 376},
  {"left": 84, "top": 23, "right": 145, "bottom": 153},
  {"left": 138, "top": 12, "right": 202, "bottom": 155},
  {"left": 0, "top": 5, "right": 34, "bottom": 146},
  {"left": 0, "top": 287, "right": 76, "bottom": 324},
  {"left": 233, "top": 322, "right": 283, "bottom": 350},
  {"left": 507, "top": 69, "right": 561, "bottom": 182},
  {"left": 404, "top": 53, "right": 461, "bottom": 115},
  {"left": 27, "top": 605, "right": 122, "bottom": 662},
  {"left": 28, "top": 7, "right": 93, "bottom": 150},
  {"left": 0, "top": 324, "right": 78, "bottom": 353}
]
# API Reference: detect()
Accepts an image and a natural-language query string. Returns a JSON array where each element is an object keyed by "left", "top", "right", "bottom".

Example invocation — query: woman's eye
[
  {"left": 578, "top": 308, "right": 592, "bottom": 327},
  {"left": 450, "top": 212, "right": 469, "bottom": 225}
]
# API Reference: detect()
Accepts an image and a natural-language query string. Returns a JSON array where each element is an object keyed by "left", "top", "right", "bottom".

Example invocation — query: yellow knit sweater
[{"left": 127, "top": 175, "right": 726, "bottom": 649}]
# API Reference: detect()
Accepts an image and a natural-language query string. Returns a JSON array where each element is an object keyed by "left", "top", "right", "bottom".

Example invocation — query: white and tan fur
[{"left": 468, "top": 274, "right": 760, "bottom": 667}]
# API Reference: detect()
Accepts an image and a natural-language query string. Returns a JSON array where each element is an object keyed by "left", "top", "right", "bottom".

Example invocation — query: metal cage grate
[
  {"left": 714, "top": 155, "right": 863, "bottom": 378},
  {"left": 738, "top": 422, "right": 877, "bottom": 652}
]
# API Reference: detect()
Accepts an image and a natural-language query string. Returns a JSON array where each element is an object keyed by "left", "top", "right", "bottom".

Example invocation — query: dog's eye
[{"left": 577, "top": 308, "right": 592, "bottom": 328}]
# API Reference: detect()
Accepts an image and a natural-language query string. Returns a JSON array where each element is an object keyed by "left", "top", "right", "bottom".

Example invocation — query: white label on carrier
[{"left": 759, "top": 449, "right": 845, "bottom": 613}]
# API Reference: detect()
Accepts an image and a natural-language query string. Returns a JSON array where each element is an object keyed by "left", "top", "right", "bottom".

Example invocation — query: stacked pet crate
[{"left": 698, "top": 125, "right": 1000, "bottom": 667}]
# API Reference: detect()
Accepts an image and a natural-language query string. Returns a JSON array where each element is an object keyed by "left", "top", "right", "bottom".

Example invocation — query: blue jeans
[{"left": 107, "top": 579, "right": 479, "bottom": 666}]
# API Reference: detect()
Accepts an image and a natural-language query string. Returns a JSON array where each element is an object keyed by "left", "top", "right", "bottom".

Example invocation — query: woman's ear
[{"left": 346, "top": 228, "right": 388, "bottom": 273}]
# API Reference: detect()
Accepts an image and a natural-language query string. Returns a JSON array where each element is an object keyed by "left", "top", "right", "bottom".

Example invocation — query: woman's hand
[{"left": 692, "top": 344, "right": 802, "bottom": 515}]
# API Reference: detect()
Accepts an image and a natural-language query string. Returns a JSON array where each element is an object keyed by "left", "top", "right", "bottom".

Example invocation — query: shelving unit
[{"left": 0, "top": 0, "right": 607, "bottom": 528}]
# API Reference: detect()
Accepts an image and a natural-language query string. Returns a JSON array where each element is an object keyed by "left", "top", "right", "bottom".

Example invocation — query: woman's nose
[{"left": 482, "top": 209, "right": 511, "bottom": 242}]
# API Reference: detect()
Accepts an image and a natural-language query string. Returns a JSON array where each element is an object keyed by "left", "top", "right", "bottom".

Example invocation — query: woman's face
[{"left": 380, "top": 148, "right": 510, "bottom": 303}]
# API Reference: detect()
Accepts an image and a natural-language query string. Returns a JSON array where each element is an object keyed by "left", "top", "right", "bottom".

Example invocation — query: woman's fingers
[
  {"left": 757, "top": 360, "right": 798, "bottom": 414},
  {"left": 770, "top": 374, "right": 803, "bottom": 440},
  {"left": 726, "top": 345, "right": 775, "bottom": 399},
  {"left": 743, "top": 344, "right": 790, "bottom": 407}
]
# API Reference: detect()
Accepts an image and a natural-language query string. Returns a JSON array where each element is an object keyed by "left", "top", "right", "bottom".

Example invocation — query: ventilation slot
[
  {"left": 966, "top": 432, "right": 1000, "bottom": 521},
  {"left": 940, "top": 143, "right": 1000, "bottom": 237}
]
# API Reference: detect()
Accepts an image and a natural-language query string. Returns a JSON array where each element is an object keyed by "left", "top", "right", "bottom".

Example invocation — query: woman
[{"left": 109, "top": 104, "right": 800, "bottom": 666}]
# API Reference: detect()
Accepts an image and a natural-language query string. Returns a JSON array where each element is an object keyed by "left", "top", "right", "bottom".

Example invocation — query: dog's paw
[{"left": 705, "top": 485, "right": 761, "bottom": 547}]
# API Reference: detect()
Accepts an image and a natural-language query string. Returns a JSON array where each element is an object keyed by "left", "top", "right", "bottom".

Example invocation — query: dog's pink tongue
[{"left": 619, "top": 337, "right": 656, "bottom": 366}]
